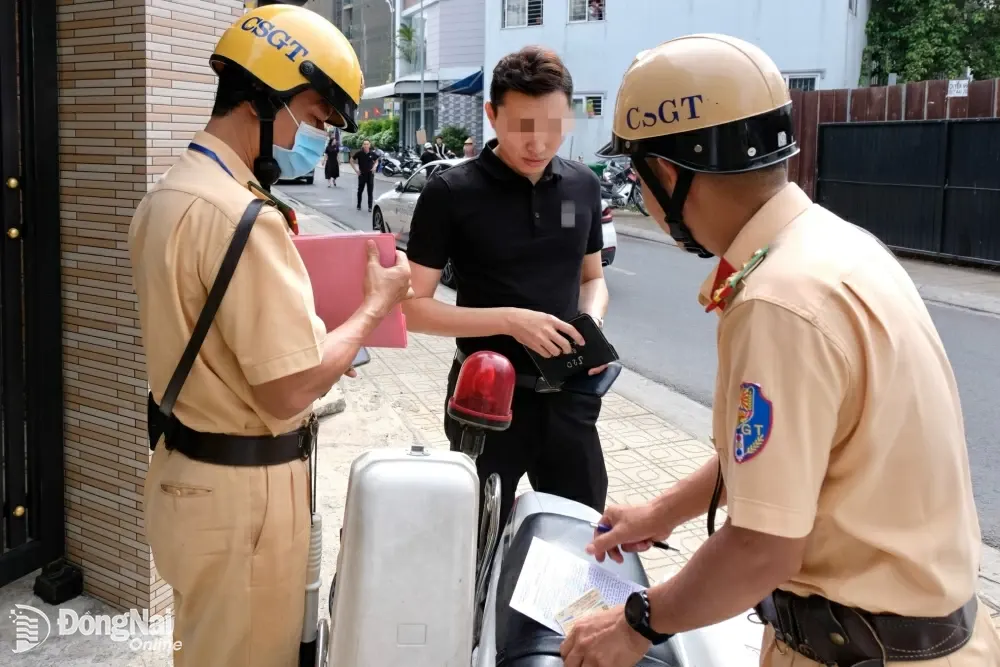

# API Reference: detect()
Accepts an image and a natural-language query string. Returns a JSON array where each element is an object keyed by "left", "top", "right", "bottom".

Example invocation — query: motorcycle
[
  {"left": 398, "top": 148, "right": 422, "bottom": 176},
  {"left": 313, "top": 352, "right": 762, "bottom": 667},
  {"left": 379, "top": 154, "right": 401, "bottom": 177},
  {"left": 602, "top": 163, "right": 649, "bottom": 217}
]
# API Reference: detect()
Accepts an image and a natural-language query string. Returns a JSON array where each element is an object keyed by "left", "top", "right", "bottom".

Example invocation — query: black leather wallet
[{"left": 525, "top": 313, "right": 620, "bottom": 386}]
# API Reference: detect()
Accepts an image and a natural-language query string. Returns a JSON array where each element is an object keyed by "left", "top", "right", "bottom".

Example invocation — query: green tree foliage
[
  {"left": 342, "top": 117, "right": 400, "bottom": 151},
  {"left": 438, "top": 125, "right": 470, "bottom": 155},
  {"left": 863, "top": 0, "right": 1000, "bottom": 83}
]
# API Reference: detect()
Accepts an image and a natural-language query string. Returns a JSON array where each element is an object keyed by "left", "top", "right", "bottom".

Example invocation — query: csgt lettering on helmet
[
  {"left": 625, "top": 95, "right": 703, "bottom": 130},
  {"left": 241, "top": 16, "right": 310, "bottom": 63}
]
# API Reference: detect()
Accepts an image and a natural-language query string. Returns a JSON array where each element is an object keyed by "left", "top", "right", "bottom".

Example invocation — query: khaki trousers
[
  {"left": 144, "top": 445, "right": 311, "bottom": 667},
  {"left": 760, "top": 599, "right": 1000, "bottom": 666}
]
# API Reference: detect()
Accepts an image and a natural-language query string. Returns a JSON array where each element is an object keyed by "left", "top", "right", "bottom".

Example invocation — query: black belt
[
  {"left": 148, "top": 394, "right": 317, "bottom": 467},
  {"left": 756, "top": 589, "right": 977, "bottom": 666},
  {"left": 454, "top": 349, "right": 560, "bottom": 393}
]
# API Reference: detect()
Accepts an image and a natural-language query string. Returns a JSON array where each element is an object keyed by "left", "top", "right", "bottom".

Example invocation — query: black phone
[
  {"left": 525, "top": 313, "right": 619, "bottom": 386},
  {"left": 351, "top": 347, "right": 371, "bottom": 368}
]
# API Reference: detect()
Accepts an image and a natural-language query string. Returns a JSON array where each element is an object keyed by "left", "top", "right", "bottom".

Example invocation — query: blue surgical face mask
[{"left": 273, "top": 104, "right": 328, "bottom": 179}]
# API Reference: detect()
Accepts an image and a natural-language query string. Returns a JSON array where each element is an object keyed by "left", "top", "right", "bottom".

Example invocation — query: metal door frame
[{"left": 0, "top": 0, "right": 66, "bottom": 588}]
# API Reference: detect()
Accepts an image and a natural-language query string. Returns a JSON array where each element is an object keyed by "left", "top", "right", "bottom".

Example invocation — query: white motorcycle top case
[{"left": 328, "top": 446, "right": 479, "bottom": 667}]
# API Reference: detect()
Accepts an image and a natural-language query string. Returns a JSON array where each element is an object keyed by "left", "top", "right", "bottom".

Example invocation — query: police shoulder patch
[{"left": 734, "top": 382, "right": 773, "bottom": 464}]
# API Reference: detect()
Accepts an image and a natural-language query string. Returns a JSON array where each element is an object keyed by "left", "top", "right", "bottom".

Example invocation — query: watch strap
[{"left": 626, "top": 591, "right": 672, "bottom": 645}]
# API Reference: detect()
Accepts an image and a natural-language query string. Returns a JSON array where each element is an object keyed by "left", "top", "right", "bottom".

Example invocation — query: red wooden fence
[{"left": 787, "top": 79, "right": 1000, "bottom": 199}]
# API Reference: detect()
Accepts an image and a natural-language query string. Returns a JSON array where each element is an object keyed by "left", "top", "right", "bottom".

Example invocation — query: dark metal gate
[
  {"left": 816, "top": 119, "right": 1000, "bottom": 267},
  {"left": 0, "top": 0, "right": 67, "bottom": 588}
]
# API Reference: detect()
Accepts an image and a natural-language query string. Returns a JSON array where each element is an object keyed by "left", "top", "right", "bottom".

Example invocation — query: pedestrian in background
[
  {"left": 463, "top": 137, "right": 475, "bottom": 158},
  {"left": 403, "top": 46, "right": 610, "bottom": 533},
  {"left": 324, "top": 129, "right": 340, "bottom": 187},
  {"left": 351, "top": 138, "right": 378, "bottom": 212}
]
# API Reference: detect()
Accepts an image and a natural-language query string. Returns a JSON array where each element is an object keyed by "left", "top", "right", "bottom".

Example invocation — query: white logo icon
[{"left": 9, "top": 604, "right": 51, "bottom": 653}]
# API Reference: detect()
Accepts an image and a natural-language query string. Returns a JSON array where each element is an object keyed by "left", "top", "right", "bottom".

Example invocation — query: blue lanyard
[{"left": 188, "top": 142, "right": 235, "bottom": 179}]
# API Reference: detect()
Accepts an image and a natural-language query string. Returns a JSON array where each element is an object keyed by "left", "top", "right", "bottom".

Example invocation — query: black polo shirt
[
  {"left": 352, "top": 149, "right": 377, "bottom": 174},
  {"left": 406, "top": 139, "right": 604, "bottom": 373}
]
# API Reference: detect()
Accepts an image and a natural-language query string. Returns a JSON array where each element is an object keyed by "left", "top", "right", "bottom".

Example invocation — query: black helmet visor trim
[
  {"left": 298, "top": 60, "right": 359, "bottom": 133},
  {"left": 599, "top": 103, "right": 799, "bottom": 174},
  {"left": 208, "top": 55, "right": 360, "bottom": 133}
]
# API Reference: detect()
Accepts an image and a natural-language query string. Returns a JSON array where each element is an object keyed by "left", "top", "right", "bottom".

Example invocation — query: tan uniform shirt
[
  {"left": 703, "top": 183, "right": 982, "bottom": 618},
  {"left": 129, "top": 131, "right": 326, "bottom": 437}
]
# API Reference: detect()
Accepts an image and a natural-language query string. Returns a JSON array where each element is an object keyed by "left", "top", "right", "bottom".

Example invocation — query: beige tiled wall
[{"left": 57, "top": 0, "right": 244, "bottom": 613}]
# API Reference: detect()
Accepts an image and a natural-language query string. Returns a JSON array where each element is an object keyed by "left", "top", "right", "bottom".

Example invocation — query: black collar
[{"left": 477, "top": 138, "right": 563, "bottom": 183}]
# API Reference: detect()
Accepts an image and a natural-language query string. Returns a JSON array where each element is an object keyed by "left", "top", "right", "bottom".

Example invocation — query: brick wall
[{"left": 56, "top": 0, "right": 243, "bottom": 614}]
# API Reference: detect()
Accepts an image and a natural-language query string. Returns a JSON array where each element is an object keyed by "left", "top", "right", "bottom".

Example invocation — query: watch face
[{"left": 624, "top": 591, "right": 646, "bottom": 627}]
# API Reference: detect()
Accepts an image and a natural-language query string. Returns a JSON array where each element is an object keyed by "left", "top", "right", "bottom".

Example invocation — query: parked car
[
  {"left": 276, "top": 167, "right": 316, "bottom": 186},
  {"left": 372, "top": 158, "right": 619, "bottom": 288}
]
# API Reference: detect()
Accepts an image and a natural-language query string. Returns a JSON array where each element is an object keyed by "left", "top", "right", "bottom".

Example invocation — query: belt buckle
[
  {"left": 299, "top": 414, "right": 319, "bottom": 460},
  {"left": 534, "top": 377, "right": 561, "bottom": 394}
]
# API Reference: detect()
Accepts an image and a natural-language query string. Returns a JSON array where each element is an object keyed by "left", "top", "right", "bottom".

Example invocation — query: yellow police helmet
[
  {"left": 598, "top": 34, "right": 798, "bottom": 173},
  {"left": 211, "top": 4, "right": 363, "bottom": 133}
]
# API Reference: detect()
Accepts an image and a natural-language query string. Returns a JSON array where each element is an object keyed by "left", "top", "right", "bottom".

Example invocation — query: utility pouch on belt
[
  {"left": 146, "top": 199, "right": 318, "bottom": 466},
  {"left": 756, "top": 589, "right": 977, "bottom": 666}
]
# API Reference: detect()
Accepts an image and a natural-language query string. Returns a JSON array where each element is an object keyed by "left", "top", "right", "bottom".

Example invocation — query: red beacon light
[{"left": 447, "top": 351, "right": 515, "bottom": 461}]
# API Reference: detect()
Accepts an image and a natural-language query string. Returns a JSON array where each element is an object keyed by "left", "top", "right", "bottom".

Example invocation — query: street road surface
[{"left": 284, "top": 172, "right": 1000, "bottom": 548}]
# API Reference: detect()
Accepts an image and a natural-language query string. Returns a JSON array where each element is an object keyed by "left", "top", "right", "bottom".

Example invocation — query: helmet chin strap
[
  {"left": 631, "top": 157, "right": 714, "bottom": 259},
  {"left": 252, "top": 96, "right": 281, "bottom": 192}
]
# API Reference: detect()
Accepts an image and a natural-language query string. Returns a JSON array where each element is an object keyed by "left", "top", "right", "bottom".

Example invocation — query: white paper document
[{"left": 509, "top": 537, "right": 646, "bottom": 634}]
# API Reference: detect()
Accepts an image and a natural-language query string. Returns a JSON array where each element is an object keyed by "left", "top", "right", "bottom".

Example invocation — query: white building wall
[
  {"left": 483, "top": 0, "right": 870, "bottom": 159},
  {"left": 398, "top": 0, "right": 486, "bottom": 78}
]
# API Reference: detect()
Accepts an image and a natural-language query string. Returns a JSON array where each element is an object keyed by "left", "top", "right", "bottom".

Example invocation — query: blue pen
[{"left": 591, "top": 522, "right": 676, "bottom": 552}]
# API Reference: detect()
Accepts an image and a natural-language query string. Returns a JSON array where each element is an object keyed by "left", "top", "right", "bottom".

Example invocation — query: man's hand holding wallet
[{"left": 523, "top": 313, "right": 621, "bottom": 397}]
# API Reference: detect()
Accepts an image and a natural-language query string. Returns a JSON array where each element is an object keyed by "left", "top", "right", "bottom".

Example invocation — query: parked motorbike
[
  {"left": 379, "top": 154, "right": 401, "bottom": 177},
  {"left": 315, "top": 351, "right": 762, "bottom": 667},
  {"left": 602, "top": 162, "right": 649, "bottom": 216}
]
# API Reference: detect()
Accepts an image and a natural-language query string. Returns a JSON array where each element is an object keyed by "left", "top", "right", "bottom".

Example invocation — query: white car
[{"left": 372, "top": 158, "right": 618, "bottom": 287}]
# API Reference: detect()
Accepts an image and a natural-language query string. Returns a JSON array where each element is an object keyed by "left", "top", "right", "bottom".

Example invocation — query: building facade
[
  {"left": 340, "top": 0, "right": 396, "bottom": 118},
  {"left": 362, "top": 0, "right": 485, "bottom": 149},
  {"left": 483, "top": 0, "right": 871, "bottom": 159}
]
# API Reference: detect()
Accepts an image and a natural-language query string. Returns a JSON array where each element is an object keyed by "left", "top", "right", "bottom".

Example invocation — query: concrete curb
[{"left": 613, "top": 224, "right": 1000, "bottom": 318}]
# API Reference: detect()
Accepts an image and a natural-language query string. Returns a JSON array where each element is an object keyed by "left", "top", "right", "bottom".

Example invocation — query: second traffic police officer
[
  {"left": 559, "top": 34, "right": 1000, "bottom": 667},
  {"left": 129, "top": 5, "right": 411, "bottom": 666}
]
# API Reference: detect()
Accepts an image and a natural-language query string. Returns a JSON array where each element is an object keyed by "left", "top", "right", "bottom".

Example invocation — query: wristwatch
[{"left": 624, "top": 591, "right": 672, "bottom": 645}]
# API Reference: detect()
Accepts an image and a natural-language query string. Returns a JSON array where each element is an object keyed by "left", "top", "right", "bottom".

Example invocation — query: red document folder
[{"left": 292, "top": 231, "right": 408, "bottom": 348}]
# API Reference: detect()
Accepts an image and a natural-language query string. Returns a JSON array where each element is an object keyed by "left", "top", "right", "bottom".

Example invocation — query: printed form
[{"left": 509, "top": 537, "right": 646, "bottom": 634}]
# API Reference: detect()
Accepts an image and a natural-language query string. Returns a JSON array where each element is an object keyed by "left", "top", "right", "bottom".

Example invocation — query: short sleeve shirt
[
  {"left": 404, "top": 141, "right": 605, "bottom": 372},
  {"left": 352, "top": 149, "right": 377, "bottom": 174},
  {"left": 704, "top": 184, "right": 981, "bottom": 618},
  {"left": 129, "top": 131, "right": 327, "bottom": 437}
]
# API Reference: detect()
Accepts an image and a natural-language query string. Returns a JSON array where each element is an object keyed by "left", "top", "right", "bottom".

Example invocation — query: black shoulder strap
[{"left": 157, "top": 197, "right": 266, "bottom": 418}]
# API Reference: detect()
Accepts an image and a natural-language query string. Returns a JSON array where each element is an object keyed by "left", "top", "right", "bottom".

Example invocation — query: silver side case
[{"left": 328, "top": 447, "right": 479, "bottom": 667}]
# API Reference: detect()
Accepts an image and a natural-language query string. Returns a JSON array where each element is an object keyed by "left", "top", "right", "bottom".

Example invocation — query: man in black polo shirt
[
  {"left": 350, "top": 138, "right": 379, "bottom": 212},
  {"left": 403, "top": 47, "right": 610, "bottom": 529}
]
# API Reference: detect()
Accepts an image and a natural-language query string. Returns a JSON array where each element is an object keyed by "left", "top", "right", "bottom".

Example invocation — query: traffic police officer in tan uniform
[
  {"left": 560, "top": 34, "right": 1000, "bottom": 667},
  {"left": 129, "top": 5, "right": 411, "bottom": 666}
]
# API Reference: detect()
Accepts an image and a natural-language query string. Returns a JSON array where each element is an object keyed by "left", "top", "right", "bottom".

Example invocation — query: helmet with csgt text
[
  {"left": 211, "top": 4, "right": 364, "bottom": 134},
  {"left": 598, "top": 34, "right": 798, "bottom": 172},
  {"left": 597, "top": 35, "right": 799, "bottom": 258}
]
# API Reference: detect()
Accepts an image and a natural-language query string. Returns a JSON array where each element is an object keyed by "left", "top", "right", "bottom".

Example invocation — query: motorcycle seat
[{"left": 493, "top": 513, "right": 680, "bottom": 667}]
